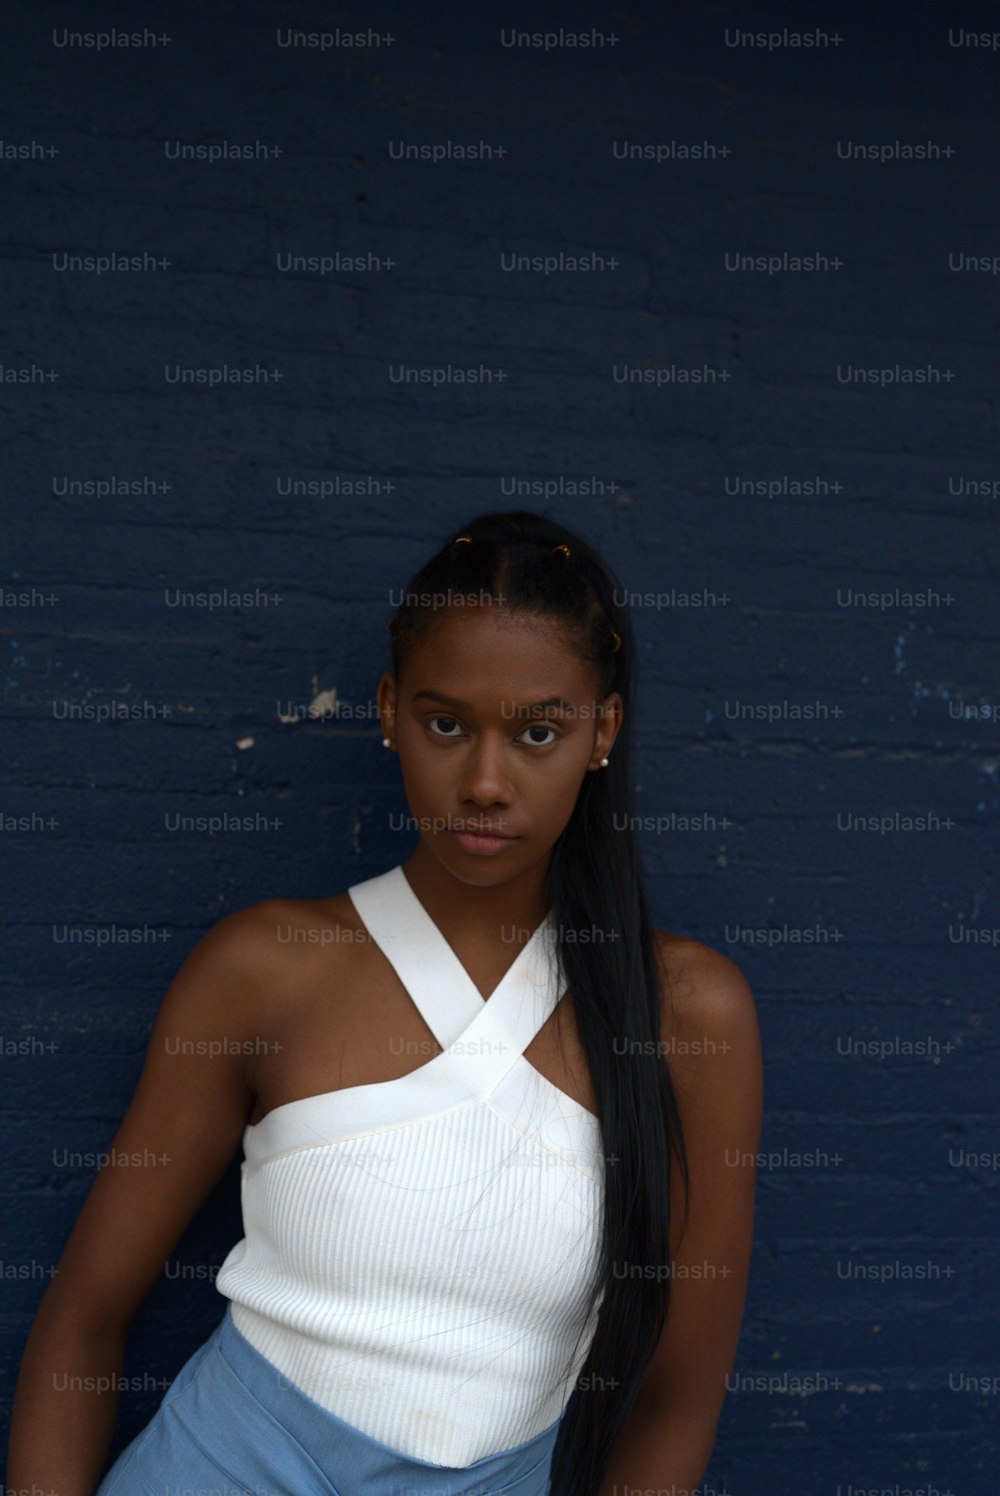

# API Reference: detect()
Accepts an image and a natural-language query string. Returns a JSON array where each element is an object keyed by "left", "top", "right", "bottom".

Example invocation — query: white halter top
[{"left": 214, "top": 863, "right": 607, "bottom": 1466}]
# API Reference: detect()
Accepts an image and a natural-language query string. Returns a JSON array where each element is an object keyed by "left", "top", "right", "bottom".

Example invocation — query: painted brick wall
[{"left": 3, "top": 2, "right": 997, "bottom": 1491}]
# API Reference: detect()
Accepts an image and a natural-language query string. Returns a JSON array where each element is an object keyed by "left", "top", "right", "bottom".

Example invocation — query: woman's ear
[
  {"left": 376, "top": 671, "right": 397, "bottom": 745},
  {"left": 597, "top": 691, "right": 624, "bottom": 761}
]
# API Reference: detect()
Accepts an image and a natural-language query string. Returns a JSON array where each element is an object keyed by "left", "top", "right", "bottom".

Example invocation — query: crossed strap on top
[{"left": 346, "top": 865, "right": 568, "bottom": 1102}]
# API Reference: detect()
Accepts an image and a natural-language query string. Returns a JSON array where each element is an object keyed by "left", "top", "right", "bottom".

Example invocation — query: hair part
[{"left": 386, "top": 510, "right": 690, "bottom": 1496}]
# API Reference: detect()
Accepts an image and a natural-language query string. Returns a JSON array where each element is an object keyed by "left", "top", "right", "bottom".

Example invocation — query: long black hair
[{"left": 385, "top": 510, "right": 691, "bottom": 1496}]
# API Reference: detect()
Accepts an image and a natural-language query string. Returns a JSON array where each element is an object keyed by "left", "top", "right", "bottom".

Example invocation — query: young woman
[{"left": 8, "top": 510, "right": 763, "bottom": 1496}]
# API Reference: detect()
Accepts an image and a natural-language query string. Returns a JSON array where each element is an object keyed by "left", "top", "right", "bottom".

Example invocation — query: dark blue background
[{"left": 3, "top": 2, "right": 998, "bottom": 1490}]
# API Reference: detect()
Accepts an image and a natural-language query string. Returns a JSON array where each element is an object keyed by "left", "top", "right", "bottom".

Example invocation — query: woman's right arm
[{"left": 6, "top": 901, "right": 284, "bottom": 1496}]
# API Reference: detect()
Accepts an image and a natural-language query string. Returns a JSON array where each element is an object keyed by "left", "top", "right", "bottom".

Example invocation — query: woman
[{"left": 8, "top": 511, "right": 763, "bottom": 1496}]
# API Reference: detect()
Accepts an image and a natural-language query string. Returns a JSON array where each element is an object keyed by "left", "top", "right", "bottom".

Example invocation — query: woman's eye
[
  {"left": 426, "top": 717, "right": 558, "bottom": 746},
  {"left": 428, "top": 715, "right": 463, "bottom": 737},
  {"left": 519, "top": 724, "right": 558, "bottom": 746}
]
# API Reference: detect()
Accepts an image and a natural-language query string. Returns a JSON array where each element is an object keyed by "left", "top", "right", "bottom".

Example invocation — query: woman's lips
[{"left": 451, "top": 829, "right": 518, "bottom": 855}]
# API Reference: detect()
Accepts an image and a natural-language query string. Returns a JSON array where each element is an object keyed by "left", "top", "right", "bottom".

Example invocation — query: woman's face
[{"left": 377, "top": 606, "right": 622, "bottom": 884}]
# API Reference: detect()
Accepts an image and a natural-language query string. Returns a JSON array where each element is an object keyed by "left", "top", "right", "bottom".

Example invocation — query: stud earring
[
  {"left": 600, "top": 757, "right": 609, "bottom": 767},
  {"left": 382, "top": 737, "right": 391, "bottom": 748}
]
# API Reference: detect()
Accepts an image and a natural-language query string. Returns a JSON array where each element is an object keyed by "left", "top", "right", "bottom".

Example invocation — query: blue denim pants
[{"left": 94, "top": 1305, "right": 560, "bottom": 1496}]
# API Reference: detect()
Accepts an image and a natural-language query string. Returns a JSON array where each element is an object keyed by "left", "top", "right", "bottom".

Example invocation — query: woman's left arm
[{"left": 598, "top": 934, "right": 764, "bottom": 1494}]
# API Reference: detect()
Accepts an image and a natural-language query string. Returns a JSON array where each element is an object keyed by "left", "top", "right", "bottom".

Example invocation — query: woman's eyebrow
[{"left": 410, "top": 690, "right": 574, "bottom": 713}]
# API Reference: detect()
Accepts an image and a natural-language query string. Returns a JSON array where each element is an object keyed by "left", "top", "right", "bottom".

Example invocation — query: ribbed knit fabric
[{"left": 214, "top": 863, "right": 606, "bottom": 1468}]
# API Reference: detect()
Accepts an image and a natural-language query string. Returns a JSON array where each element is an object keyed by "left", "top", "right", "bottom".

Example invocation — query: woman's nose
[{"left": 458, "top": 737, "right": 513, "bottom": 806}]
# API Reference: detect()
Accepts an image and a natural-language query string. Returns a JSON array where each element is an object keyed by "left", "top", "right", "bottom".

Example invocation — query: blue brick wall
[{"left": 3, "top": 2, "right": 997, "bottom": 1491}]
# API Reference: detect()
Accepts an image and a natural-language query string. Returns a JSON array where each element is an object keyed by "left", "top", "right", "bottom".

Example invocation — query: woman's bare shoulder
[
  {"left": 651, "top": 926, "right": 759, "bottom": 1044},
  {"left": 208, "top": 890, "right": 365, "bottom": 954},
  {"left": 204, "top": 891, "right": 368, "bottom": 1008}
]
